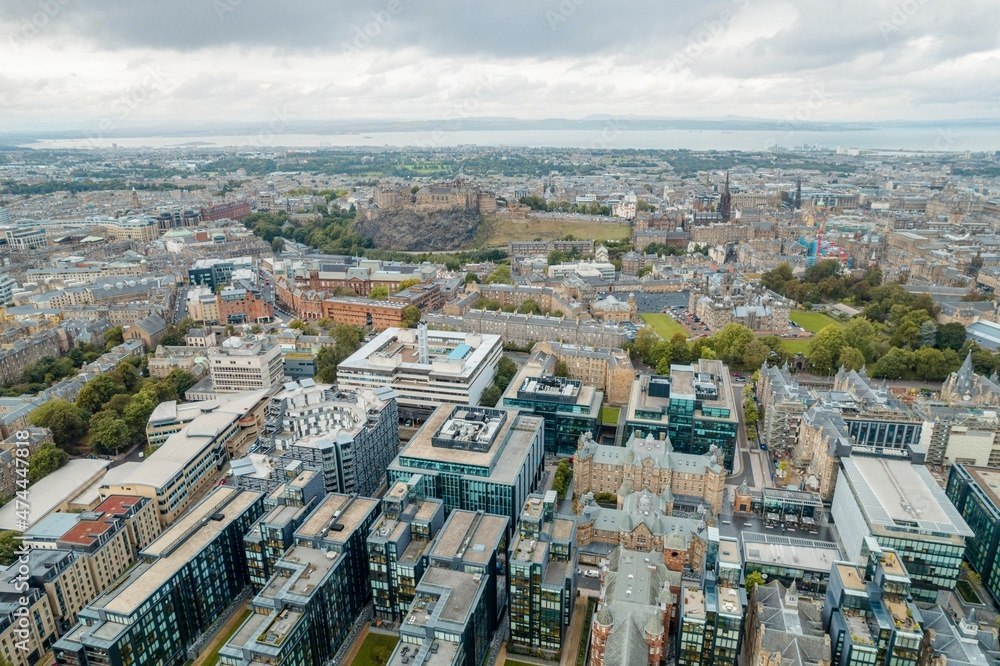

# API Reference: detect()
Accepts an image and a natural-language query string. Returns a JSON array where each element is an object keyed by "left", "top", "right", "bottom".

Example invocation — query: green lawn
[
  {"left": 601, "top": 406, "right": 620, "bottom": 424},
  {"left": 199, "top": 609, "right": 252, "bottom": 666},
  {"left": 640, "top": 313, "right": 688, "bottom": 339},
  {"left": 353, "top": 632, "right": 399, "bottom": 666},
  {"left": 780, "top": 338, "right": 811, "bottom": 355},
  {"left": 789, "top": 310, "right": 843, "bottom": 334},
  {"left": 506, "top": 661, "right": 538, "bottom": 666}
]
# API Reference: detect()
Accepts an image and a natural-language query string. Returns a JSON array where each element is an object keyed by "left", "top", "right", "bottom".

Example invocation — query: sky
[{"left": 1, "top": 0, "right": 999, "bottom": 132}]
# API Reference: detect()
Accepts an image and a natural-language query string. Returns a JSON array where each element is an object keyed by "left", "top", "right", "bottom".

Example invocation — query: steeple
[
  {"left": 720, "top": 170, "right": 732, "bottom": 223},
  {"left": 955, "top": 351, "right": 976, "bottom": 397}
]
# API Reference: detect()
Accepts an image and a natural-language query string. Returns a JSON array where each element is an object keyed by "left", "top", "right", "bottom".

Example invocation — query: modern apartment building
[
  {"left": 248, "top": 380, "right": 399, "bottom": 497},
  {"left": 832, "top": 456, "right": 972, "bottom": 602},
  {"left": 502, "top": 351, "right": 603, "bottom": 457},
  {"left": 188, "top": 256, "right": 254, "bottom": 290},
  {"left": 0, "top": 578, "right": 58, "bottom": 666},
  {"left": 389, "top": 510, "right": 509, "bottom": 666},
  {"left": 52, "top": 488, "right": 265, "bottom": 666},
  {"left": 677, "top": 533, "right": 747, "bottom": 666},
  {"left": 243, "top": 470, "right": 325, "bottom": 589},
  {"left": 625, "top": 361, "right": 740, "bottom": 471},
  {"left": 508, "top": 492, "right": 576, "bottom": 658},
  {"left": 367, "top": 479, "right": 446, "bottom": 623},
  {"left": 387, "top": 405, "right": 544, "bottom": 533},
  {"left": 823, "top": 547, "right": 924, "bottom": 666},
  {"left": 220, "top": 493, "right": 380, "bottom": 666},
  {"left": 208, "top": 336, "right": 284, "bottom": 393},
  {"left": 338, "top": 325, "right": 502, "bottom": 422}
]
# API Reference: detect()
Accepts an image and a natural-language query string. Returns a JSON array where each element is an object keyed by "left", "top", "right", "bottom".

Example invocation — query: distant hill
[{"left": 356, "top": 207, "right": 481, "bottom": 251}]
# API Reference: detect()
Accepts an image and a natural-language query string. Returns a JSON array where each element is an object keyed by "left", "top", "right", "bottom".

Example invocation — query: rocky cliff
[{"left": 356, "top": 207, "right": 482, "bottom": 251}]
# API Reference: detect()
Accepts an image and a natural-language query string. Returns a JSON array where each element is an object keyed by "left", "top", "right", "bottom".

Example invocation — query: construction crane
[{"left": 816, "top": 213, "right": 828, "bottom": 257}]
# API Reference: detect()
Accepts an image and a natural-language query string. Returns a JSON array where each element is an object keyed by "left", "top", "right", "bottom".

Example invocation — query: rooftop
[
  {"left": 340, "top": 326, "right": 501, "bottom": 379},
  {"left": 296, "top": 493, "right": 378, "bottom": 543},
  {"left": 964, "top": 466, "right": 1000, "bottom": 510},
  {"left": 0, "top": 458, "right": 110, "bottom": 531},
  {"left": 742, "top": 533, "right": 842, "bottom": 573},
  {"left": 841, "top": 457, "right": 973, "bottom": 537}
]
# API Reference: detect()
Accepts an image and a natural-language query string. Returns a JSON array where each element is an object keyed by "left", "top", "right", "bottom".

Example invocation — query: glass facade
[{"left": 946, "top": 464, "right": 1000, "bottom": 606}]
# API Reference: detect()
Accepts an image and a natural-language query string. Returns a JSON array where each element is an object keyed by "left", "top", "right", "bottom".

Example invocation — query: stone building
[
  {"left": 574, "top": 431, "right": 726, "bottom": 514},
  {"left": 689, "top": 273, "right": 792, "bottom": 332},
  {"left": 532, "top": 341, "right": 635, "bottom": 405},
  {"left": 940, "top": 351, "right": 1000, "bottom": 406}
]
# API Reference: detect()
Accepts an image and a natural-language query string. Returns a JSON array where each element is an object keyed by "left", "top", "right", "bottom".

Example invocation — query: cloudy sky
[{"left": 1, "top": 0, "right": 999, "bottom": 132}]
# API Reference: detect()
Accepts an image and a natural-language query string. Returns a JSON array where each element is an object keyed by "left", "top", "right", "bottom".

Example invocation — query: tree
[
  {"left": 464, "top": 272, "right": 480, "bottom": 284},
  {"left": 636, "top": 265, "right": 653, "bottom": 278},
  {"left": 743, "top": 398, "right": 759, "bottom": 426},
  {"left": 708, "top": 324, "right": 756, "bottom": 368},
  {"left": 842, "top": 318, "right": 878, "bottom": 361},
  {"left": 872, "top": 348, "right": 914, "bottom": 379},
  {"left": 124, "top": 392, "right": 159, "bottom": 442},
  {"left": 271, "top": 237, "right": 286, "bottom": 253},
  {"left": 761, "top": 263, "right": 793, "bottom": 293},
  {"left": 0, "top": 532, "right": 20, "bottom": 566},
  {"left": 27, "top": 443, "right": 68, "bottom": 483},
  {"left": 29, "top": 399, "right": 88, "bottom": 449},
  {"left": 368, "top": 285, "right": 390, "bottom": 301},
  {"left": 914, "top": 347, "right": 950, "bottom": 381},
  {"left": 480, "top": 384, "right": 502, "bottom": 407},
  {"left": 485, "top": 265, "right": 512, "bottom": 284},
  {"left": 745, "top": 570, "right": 765, "bottom": 590},
  {"left": 554, "top": 360, "right": 570, "bottom": 378},
  {"left": 552, "top": 460, "right": 573, "bottom": 496},
  {"left": 936, "top": 322, "right": 967, "bottom": 351},
  {"left": 104, "top": 326, "right": 124, "bottom": 349},
  {"left": 808, "top": 325, "right": 846, "bottom": 374},
  {"left": 396, "top": 278, "right": 421, "bottom": 293},
  {"left": 741, "top": 339, "right": 770, "bottom": 371},
  {"left": 919, "top": 320, "right": 938, "bottom": 348},
  {"left": 89, "top": 411, "right": 131, "bottom": 455},
  {"left": 517, "top": 299, "right": 541, "bottom": 315},
  {"left": 632, "top": 327, "right": 660, "bottom": 364},
  {"left": 401, "top": 305, "right": 422, "bottom": 328},
  {"left": 76, "top": 375, "right": 127, "bottom": 414},
  {"left": 838, "top": 346, "right": 866, "bottom": 372},
  {"left": 164, "top": 370, "right": 198, "bottom": 400}
]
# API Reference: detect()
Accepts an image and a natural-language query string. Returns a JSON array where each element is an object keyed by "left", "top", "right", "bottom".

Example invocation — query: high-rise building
[
  {"left": 337, "top": 325, "right": 502, "bottom": 423},
  {"left": 367, "top": 480, "right": 446, "bottom": 623},
  {"left": 52, "top": 488, "right": 265, "bottom": 666},
  {"left": 240, "top": 380, "right": 400, "bottom": 497},
  {"left": 677, "top": 532, "right": 747, "bottom": 666},
  {"left": 946, "top": 464, "right": 1000, "bottom": 607},
  {"left": 508, "top": 492, "right": 577, "bottom": 658},
  {"left": 208, "top": 335, "right": 285, "bottom": 393},
  {"left": 388, "top": 510, "right": 509, "bottom": 666},
  {"left": 823, "top": 546, "right": 923, "bottom": 666},
  {"left": 502, "top": 351, "right": 602, "bottom": 457},
  {"left": 387, "top": 405, "right": 544, "bottom": 533},
  {"left": 625, "top": 361, "right": 739, "bottom": 471},
  {"left": 832, "top": 457, "right": 972, "bottom": 602},
  {"left": 243, "top": 470, "right": 325, "bottom": 588},
  {"left": 220, "top": 493, "right": 380, "bottom": 666}
]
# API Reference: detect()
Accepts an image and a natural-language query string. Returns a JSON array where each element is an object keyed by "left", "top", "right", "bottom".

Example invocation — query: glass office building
[
  {"left": 626, "top": 361, "right": 739, "bottom": 471},
  {"left": 946, "top": 464, "right": 1000, "bottom": 607},
  {"left": 502, "top": 357, "right": 603, "bottom": 457},
  {"left": 387, "top": 406, "right": 544, "bottom": 534}
]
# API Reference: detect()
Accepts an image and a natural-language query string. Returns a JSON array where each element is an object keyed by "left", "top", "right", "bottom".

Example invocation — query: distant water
[{"left": 22, "top": 127, "right": 1000, "bottom": 152}]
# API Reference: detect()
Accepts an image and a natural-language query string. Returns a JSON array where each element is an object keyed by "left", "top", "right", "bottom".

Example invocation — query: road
[{"left": 173, "top": 286, "right": 188, "bottom": 323}]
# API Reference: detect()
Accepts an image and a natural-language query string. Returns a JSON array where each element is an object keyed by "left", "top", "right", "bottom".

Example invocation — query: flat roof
[
  {"left": 340, "top": 327, "right": 501, "bottom": 379},
  {"left": 742, "top": 532, "right": 842, "bottom": 573},
  {"left": 0, "top": 459, "right": 110, "bottom": 531},
  {"left": 396, "top": 406, "right": 542, "bottom": 483},
  {"left": 963, "top": 466, "right": 1000, "bottom": 510},
  {"left": 296, "top": 493, "right": 378, "bottom": 543},
  {"left": 841, "top": 457, "right": 973, "bottom": 537},
  {"left": 98, "top": 488, "right": 260, "bottom": 616},
  {"left": 431, "top": 511, "right": 507, "bottom": 566}
]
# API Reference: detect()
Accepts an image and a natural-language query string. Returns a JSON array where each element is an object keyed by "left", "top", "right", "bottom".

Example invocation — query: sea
[{"left": 20, "top": 126, "right": 1000, "bottom": 152}]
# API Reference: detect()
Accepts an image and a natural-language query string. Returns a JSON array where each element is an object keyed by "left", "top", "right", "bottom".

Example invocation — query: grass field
[
  {"left": 353, "top": 633, "right": 400, "bottom": 666},
  {"left": 640, "top": 313, "right": 688, "bottom": 339},
  {"left": 780, "top": 338, "right": 811, "bottom": 355},
  {"left": 790, "top": 310, "right": 843, "bottom": 333},
  {"left": 485, "top": 217, "right": 630, "bottom": 245},
  {"left": 505, "top": 661, "right": 537, "bottom": 666},
  {"left": 198, "top": 609, "right": 252, "bottom": 666},
  {"left": 601, "top": 406, "right": 621, "bottom": 424}
]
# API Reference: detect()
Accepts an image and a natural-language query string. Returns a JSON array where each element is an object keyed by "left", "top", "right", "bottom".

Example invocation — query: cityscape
[{"left": 3, "top": 2, "right": 1000, "bottom": 666}]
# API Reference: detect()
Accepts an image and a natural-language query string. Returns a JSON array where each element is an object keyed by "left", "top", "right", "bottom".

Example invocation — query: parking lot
[{"left": 632, "top": 290, "right": 689, "bottom": 313}]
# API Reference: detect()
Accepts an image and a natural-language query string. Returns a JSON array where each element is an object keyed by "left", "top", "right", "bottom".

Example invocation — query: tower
[
  {"left": 794, "top": 178, "right": 802, "bottom": 209},
  {"left": 131, "top": 187, "right": 140, "bottom": 211},
  {"left": 720, "top": 171, "right": 732, "bottom": 223}
]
